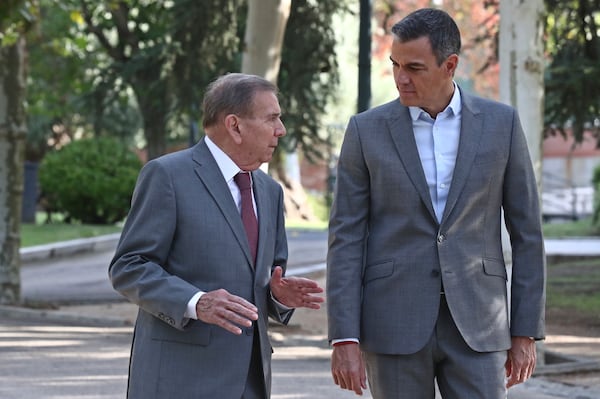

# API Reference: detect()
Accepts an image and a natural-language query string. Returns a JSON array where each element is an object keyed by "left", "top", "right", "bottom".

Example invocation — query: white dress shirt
[{"left": 409, "top": 84, "right": 462, "bottom": 222}]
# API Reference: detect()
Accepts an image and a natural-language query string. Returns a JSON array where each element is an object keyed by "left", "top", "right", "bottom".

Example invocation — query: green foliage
[
  {"left": 278, "top": 0, "right": 348, "bottom": 161},
  {"left": 0, "top": 0, "right": 35, "bottom": 44},
  {"left": 544, "top": 0, "right": 600, "bottom": 144},
  {"left": 593, "top": 163, "right": 600, "bottom": 226},
  {"left": 26, "top": 0, "right": 142, "bottom": 161},
  {"left": 26, "top": 0, "right": 348, "bottom": 162},
  {"left": 21, "top": 219, "right": 121, "bottom": 247},
  {"left": 469, "top": 1, "right": 600, "bottom": 147},
  {"left": 38, "top": 137, "right": 141, "bottom": 224}
]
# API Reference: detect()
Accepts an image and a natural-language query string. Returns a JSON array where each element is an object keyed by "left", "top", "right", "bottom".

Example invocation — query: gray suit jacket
[
  {"left": 109, "top": 139, "right": 292, "bottom": 398},
  {"left": 327, "top": 89, "right": 545, "bottom": 355}
]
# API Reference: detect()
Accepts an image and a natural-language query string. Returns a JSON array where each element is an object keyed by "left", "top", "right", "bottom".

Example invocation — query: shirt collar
[
  {"left": 408, "top": 82, "right": 462, "bottom": 121},
  {"left": 204, "top": 136, "right": 243, "bottom": 183}
]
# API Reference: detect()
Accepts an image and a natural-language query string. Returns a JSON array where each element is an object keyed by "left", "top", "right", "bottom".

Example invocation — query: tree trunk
[
  {"left": 242, "top": 0, "right": 316, "bottom": 221},
  {"left": 499, "top": 0, "right": 545, "bottom": 186},
  {"left": 499, "top": 0, "right": 546, "bottom": 365},
  {"left": 0, "top": 36, "right": 27, "bottom": 305},
  {"left": 242, "top": 0, "right": 291, "bottom": 83},
  {"left": 137, "top": 94, "right": 167, "bottom": 161},
  {"left": 133, "top": 66, "right": 168, "bottom": 161}
]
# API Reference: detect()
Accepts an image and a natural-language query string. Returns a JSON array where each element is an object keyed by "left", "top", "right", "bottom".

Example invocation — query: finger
[
  {"left": 228, "top": 295, "right": 259, "bottom": 313},
  {"left": 272, "top": 266, "right": 284, "bottom": 281},
  {"left": 303, "top": 293, "right": 325, "bottom": 302},
  {"left": 283, "top": 277, "right": 323, "bottom": 289},
  {"left": 220, "top": 307, "right": 256, "bottom": 327},
  {"left": 351, "top": 375, "right": 364, "bottom": 395},
  {"left": 227, "top": 302, "right": 259, "bottom": 320}
]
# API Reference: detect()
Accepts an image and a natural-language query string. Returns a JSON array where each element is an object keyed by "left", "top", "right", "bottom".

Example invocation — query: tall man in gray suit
[
  {"left": 110, "top": 73, "right": 324, "bottom": 399},
  {"left": 327, "top": 8, "right": 545, "bottom": 398}
]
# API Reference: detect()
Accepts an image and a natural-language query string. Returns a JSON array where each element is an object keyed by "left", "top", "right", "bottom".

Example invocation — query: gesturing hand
[
  {"left": 269, "top": 266, "right": 324, "bottom": 309},
  {"left": 195, "top": 289, "right": 258, "bottom": 335}
]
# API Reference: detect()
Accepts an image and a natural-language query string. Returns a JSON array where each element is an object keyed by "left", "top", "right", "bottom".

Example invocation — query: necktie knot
[{"left": 234, "top": 172, "right": 252, "bottom": 191}]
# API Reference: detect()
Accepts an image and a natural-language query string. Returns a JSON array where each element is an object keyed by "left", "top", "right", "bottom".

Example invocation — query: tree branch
[{"left": 80, "top": 0, "right": 126, "bottom": 62}]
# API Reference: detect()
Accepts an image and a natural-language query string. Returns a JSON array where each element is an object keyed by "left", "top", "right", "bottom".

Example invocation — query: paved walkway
[{"left": 2, "top": 234, "right": 599, "bottom": 398}]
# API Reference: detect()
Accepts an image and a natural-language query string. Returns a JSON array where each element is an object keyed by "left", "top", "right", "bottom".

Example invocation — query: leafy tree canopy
[
  {"left": 544, "top": 0, "right": 600, "bottom": 145},
  {"left": 26, "top": 0, "right": 348, "bottom": 163}
]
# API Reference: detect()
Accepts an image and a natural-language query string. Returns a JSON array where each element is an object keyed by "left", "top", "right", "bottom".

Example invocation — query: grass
[
  {"left": 21, "top": 222, "right": 122, "bottom": 247},
  {"left": 20, "top": 195, "right": 331, "bottom": 248},
  {"left": 19, "top": 209, "right": 599, "bottom": 247},
  {"left": 546, "top": 257, "right": 600, "bottom": 326},
  {"left": 543, "top": 217, "right": 599, "bottom": 238}
]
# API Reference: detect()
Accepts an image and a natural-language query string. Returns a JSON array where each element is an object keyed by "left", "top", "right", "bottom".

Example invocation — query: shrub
[
  {"left": 593, "top": 164, "right": 600, "bottom": 228},
  {"left": 39, "top": 137, "right": 142, "bottom": 224}
]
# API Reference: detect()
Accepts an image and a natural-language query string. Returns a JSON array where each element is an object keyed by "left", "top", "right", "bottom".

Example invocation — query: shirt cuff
[
  {"left": 271, "top": 291, "right": 293, "bottom": 311},
  {"left": 331, "top": 338, "right": 360, "bottom": 346},
  {"left": 184, "top": 291, "right": 205, "bottom": 320}
]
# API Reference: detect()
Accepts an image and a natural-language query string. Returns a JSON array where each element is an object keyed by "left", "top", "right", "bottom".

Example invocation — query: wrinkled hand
[
  {"left": 195, "top": 289, "right": 258, "bottom": 335},
  {"left": 269, "top": 266, "right": 324, "bottom": 309},
  {"left": 331, "top": 343, "right": 367, "bottom": 395},
  {"left": 506, "top": 336, "right": 537, "bottom": 388}
]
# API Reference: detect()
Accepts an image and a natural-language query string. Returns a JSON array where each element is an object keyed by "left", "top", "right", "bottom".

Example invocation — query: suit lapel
[
  {"left": 192, "top": 140, "right": 255, "bottom": 267},
  {"left": 441, "top": 92, "right": 484, "bottom": 223},
  {"left": 386, "top": 103, "right": 437, "bottom": 222}
]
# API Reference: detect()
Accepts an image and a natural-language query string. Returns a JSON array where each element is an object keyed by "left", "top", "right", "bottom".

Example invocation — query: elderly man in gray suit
[
  {"left": 110, "top": 73, "right": 324, "bottom": 399},
  {"left": 327, "top": 8, "right": 545, "bottom": 399}
]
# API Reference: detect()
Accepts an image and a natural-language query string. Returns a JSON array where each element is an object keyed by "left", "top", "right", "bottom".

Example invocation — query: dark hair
[
  {"left": 391, "top": 8, "right": 461, "bottom": 65},
  {"left": 202, "top": 73, "right": 278, "bottom": 129}
]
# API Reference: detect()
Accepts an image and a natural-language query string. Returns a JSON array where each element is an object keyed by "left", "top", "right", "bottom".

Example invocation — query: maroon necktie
[{"left": 234, "top": 172, "right": 258, "bottom": 264}]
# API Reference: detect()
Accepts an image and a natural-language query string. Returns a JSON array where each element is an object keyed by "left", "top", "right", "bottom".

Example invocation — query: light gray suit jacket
[
  {"left": 109, "top": 139, "right": 292, "bottom": 398},
  {"left": 327, "top": 89, "right": 546, "bottom": 355}
]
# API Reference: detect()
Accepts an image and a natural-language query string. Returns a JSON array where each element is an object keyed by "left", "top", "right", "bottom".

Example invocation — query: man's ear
[
  {"left": 224, "top": 114, "right": 243, "bottom": 144},
  {"left": 445, "top": 54, "right": 459, "bottom": 77}
]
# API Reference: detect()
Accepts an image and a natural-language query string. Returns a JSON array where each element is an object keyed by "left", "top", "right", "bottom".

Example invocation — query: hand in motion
[
  {"left": 269, "top": 266, "right": 324, "bottom": 309},
  {"left": 331, "top": 343, "right": 367, "bottom": 395},
  {"left": 506, "top": 336, "right": 537, "bottom": 388},
  {"left": 195, "top": 289, "right": 258, "bottom": 335}
]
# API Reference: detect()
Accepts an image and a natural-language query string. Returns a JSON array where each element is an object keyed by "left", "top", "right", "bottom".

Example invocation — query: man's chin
[{"left": 398, "top": 95, "right": 417, "bottom": 107}]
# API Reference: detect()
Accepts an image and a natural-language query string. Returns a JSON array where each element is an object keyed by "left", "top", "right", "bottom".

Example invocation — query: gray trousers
[{"left": 364, "top": 295, "right": 507, "bottom": 399}]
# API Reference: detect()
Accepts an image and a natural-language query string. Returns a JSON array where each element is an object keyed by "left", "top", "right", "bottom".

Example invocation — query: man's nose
[
  {"left": 395, "top": 71, "right": 410, "bottom": 84},
  {"left": 275, "top": 121, "right": 286, "bottom": 137}
]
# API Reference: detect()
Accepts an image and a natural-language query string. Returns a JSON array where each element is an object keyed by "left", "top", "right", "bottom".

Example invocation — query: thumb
[{"left": 272, "top": 265, "right": 283, "bottom": 282}]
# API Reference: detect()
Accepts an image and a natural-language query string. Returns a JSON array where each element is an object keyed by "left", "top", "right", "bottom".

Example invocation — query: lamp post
[{"left": 358, "top": 0, "right": 372, "bottom": 113}]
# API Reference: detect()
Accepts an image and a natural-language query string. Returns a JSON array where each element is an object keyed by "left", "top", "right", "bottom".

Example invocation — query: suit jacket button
[{"left": 437, "top": 234, "right": 446, "bottom": 243}]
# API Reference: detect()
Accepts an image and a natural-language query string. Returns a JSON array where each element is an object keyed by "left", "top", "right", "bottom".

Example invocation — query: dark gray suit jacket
[
  {"left": 109, "top": 139, "right": 291, "bottom": 398},
  {"left": 327, "top": 89, "right": 545, "bottom": 355}
]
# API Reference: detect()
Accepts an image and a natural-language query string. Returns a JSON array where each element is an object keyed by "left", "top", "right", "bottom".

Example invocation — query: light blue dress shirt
[{"left": 409, "top": 85, "right": 462, "bottom": 223}]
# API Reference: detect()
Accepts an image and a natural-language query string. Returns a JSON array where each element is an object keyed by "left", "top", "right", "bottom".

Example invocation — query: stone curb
[
  {"left": 0, "top": 304, "right": 133, "bottom": 328},
  {"left": 20, "top": 233, "right": 121, "bottom": 263}
]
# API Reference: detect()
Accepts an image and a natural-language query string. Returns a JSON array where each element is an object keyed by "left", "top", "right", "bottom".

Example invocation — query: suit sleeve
[
  {"left": 268, "top": 183, "right": 294, "bottom": 324},
  {"left": 109, "top": 160, "right": 200, "bottom": 331},
  {"left": 327, "top": 116, "right": 371, "bottom": 341},
  {"left": 502, "top": 109, "right": 546, "bottom": 340}
]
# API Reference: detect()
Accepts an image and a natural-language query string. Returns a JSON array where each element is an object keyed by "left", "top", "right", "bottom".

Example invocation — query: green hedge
[
  {"left": 594, "top": 164, "right": 600, "bottom": 228},
  {"left": 39, "top": 137, "right": 141, "bottom": 224}
]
